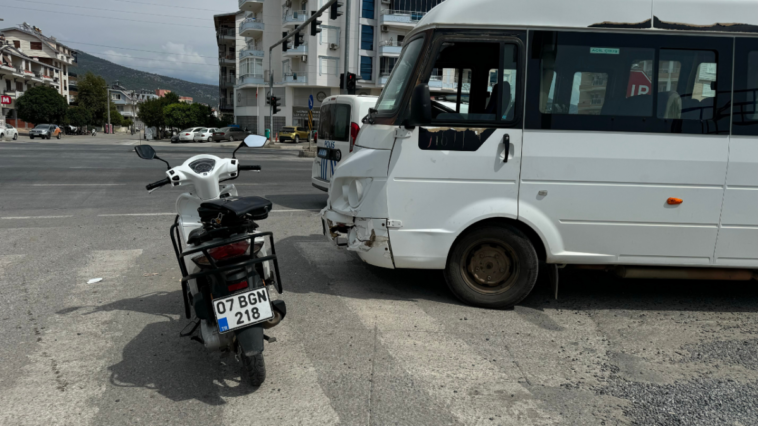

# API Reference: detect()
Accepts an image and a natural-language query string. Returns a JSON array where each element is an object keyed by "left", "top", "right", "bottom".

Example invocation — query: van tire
[{"left": 444, "top": 225, "right": 538, "bottom": 309}]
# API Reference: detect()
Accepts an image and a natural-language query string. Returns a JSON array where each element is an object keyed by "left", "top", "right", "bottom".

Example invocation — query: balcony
[
  {"left": 380, "top": 10, "right": 427, "bottom": 28},
  {"left": 283, "top": 44, "right": 308, "bottom": 57},
  {"left": 379, "top": 40, "right": 403, "bottom": 56},
  {"left": 282, "top": 11, "right": 307, "bottom": 27},
  {"left": 0, "top": 64, "right": 15, "bottom": 75},
  {"left": 220, "top": 76, "right": 237, "bottom": 87},
  {"left": 219, "top": 54, "right": 236, "bottom": 65},
  {"left": 217, "top": 27, "right": 236, "bottom": 41},
  {"left": 379, "top": 74, "right": 390, "bottom": 85},
  {"left": 281, "top": 71, "right": 307, "bottom": 85},
  {"left": 4, "top": 90, "right": 21, "bottom": 99},
  {"left": 237, "top": 73, "right": 265, "bottom": 87},
  {"left": 240, "top": 47, "right": 265, "bottom": 60},
  {"left": 239, "top": 0, "right": 264, "bottom": 13},
  {"left": 219, "top": 101, "right": 234, "bottom": 112},
  {"left": 21, "top": 69, "right": 34, "bottom": 80},
  {"left": 239, "top": 19, "right": 264, "bottom": 37},
  {"left": 120, "top": 110, "right": 135, "bottom": 118}
]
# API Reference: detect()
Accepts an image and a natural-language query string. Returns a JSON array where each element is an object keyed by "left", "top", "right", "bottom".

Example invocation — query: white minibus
[{"left": 321, "top": 0, "right": 758, "bottom": 308}]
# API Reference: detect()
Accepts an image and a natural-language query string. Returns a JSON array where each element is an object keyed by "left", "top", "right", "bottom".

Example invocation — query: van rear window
[{"left": 318, "top": 104, "right": 351, "bottom": 142}]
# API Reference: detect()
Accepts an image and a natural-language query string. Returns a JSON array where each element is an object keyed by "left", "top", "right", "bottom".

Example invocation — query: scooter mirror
[
  {"left": 243, "top": 134, "right": 267, "bottom": 148},
  {"left": 134, "top": 145, "right": 156, "bottom": 160}
]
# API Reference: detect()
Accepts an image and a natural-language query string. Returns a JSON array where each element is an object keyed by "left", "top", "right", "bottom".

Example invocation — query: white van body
[
  {"left": 311, "top": 95, "right": 379, "bottom": 192},
  {"left": 321, "top": 0, "right": 758, "bottom": 308}
]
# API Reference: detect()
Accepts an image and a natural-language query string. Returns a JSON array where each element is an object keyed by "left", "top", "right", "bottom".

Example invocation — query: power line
[
  {"left": 0, "top": 4, "right": 215, "bottom": 28},
  {"left": 58, "top": 39, "right": 219, "bottom": 59},
  {"left": 111, "top": 0, "right": 230, "bottom": 13},
  {"left": 11, "top": 0, "right": 210, "bottom": 21}
]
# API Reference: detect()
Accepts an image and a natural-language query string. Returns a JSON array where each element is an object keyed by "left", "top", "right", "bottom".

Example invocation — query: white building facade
[{"left": 214, "top": 0, "right": 444, "bottom": 135}]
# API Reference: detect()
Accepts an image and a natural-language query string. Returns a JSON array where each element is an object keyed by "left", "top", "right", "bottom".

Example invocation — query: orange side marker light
[{"left": 667, "top": 198, "right": 683, "bottom": 205}]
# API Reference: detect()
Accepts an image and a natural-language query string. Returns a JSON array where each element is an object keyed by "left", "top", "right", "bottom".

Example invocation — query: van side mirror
[{"left": 405, "top": 83, "right": 431, "bottom": 129}]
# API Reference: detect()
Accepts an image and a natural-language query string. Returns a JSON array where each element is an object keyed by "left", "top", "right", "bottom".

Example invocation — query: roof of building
[
  {"left": 0, "top": 25, "right": 77, "bottom": 55},
  {"left": 0, "top": 43, "right": 59, "bottom": 69},
  {"left": 413, "top": 0, "right": 758, "bottom": 35}
]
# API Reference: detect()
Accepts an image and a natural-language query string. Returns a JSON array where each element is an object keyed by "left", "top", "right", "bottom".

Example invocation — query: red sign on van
[
  {"left": 0, "top": 96, "right": 11, "bottom": 105},
  {"left": 627, "top": 70, "right": 652, "bottom": 97}
]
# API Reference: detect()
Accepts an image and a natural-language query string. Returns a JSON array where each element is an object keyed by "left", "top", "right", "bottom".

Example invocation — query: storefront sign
[{"left": 1, "top": 96, "right": 11, "bottom": 105}]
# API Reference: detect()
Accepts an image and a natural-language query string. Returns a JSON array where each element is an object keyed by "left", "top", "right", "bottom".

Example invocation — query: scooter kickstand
[{"left": 263, "top": 334, "right": 277, "bottom": 343}]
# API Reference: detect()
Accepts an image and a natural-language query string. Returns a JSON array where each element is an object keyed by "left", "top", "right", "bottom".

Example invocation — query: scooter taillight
[
  {"left": 191, "top": 241, "right": 251, "bottom": 267},
  {"left": 227, "top": 281, "right": 249, "bottom": 292}
]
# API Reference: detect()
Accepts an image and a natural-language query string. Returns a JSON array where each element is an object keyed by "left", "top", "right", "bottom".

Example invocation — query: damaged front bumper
[{"left": 321, "top": 209, "right": 395, "bottom": 269}]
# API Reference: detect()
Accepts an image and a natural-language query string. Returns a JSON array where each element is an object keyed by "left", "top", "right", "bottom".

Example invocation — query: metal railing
[
  {"left": 240, "top": 47, "right": 265, "bottom": 60},
  {"left": 237, "top": 74, "right": 265, "bottom": 85},
  {"left": 283, "top": 11, "right": 308, "bottom": 24},
  {"left": 219, "top": 76, "right": 237, "bottom": 87},
  {"left": 380, "top": 9, "right": 427, "bottom": 24},
  {"left": 283, "top": 44, "right": 308, "bottom": 55},
  {"left": 217, "top": 27, "right": 235, "bottom": 38},
  {"left": 219, "top": 101, "right": 234, "bottom": 111},
  {"left": 282, "top": 69, "right": 307, "bottom": 84},
  {"left": 239, "top": 18, "right": 265, "bottom": 33}
]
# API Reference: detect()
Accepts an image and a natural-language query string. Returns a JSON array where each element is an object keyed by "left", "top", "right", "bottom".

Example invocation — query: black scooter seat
[{"left": 199, "top": 196, "right": 272, "bottom": 222}]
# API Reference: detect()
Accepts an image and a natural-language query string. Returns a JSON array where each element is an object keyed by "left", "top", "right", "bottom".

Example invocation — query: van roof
[{"left": 412, "top": 0, "right": 758, "bottom": 36}]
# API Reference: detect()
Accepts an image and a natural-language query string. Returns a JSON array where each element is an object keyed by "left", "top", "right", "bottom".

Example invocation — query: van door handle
[{"left": 503, "top": 134, "right": 510, "bottom": 163}]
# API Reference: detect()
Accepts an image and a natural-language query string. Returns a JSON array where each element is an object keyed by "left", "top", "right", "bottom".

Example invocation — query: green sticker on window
[{"left": 590, "top": 47, "right": 620, "bottom": 55}]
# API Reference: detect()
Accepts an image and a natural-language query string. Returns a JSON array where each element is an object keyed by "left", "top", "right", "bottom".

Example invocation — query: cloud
[{"left": 99, "top": 43, "right": 217, "bottom": 85}]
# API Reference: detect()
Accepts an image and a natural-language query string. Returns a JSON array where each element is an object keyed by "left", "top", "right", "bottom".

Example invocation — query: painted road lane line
[
  {"left": 1, "top": 215, "right": 73, "bottom": 220},
  {"left": 32, "top": 184, "right": 126, "bottom": 186},
  {"left": 97, "top": 213, "right": 177, "bottom": 217}
]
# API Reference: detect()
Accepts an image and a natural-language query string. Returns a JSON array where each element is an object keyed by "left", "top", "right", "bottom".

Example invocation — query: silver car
[
  {"left": 193, "top": 128, "right": 218, "bottom": 143},
  {"left": 29, "top": 124, "right": 61, "bottom": 140}
]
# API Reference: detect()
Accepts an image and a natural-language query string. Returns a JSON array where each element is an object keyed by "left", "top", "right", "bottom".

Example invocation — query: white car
[
  {"left": 1, "top": 123, "right": 18, "bottom": 141},
  {"left": 311, "top": 95, "right": 378, "bottom": 192},
  {"left": 179, "top": 127, "right": 203, "bottom": 142},
  {"left": 193, "top": 128, "right": 218, "bottom": 142}
]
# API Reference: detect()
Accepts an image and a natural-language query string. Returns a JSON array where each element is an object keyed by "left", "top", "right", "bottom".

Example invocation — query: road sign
[
  {"left": 1, "top": 96, "right": 11, "bottom": 105},
  {"left": 308, "top": 95, "right": 314, "bottom": 110}
]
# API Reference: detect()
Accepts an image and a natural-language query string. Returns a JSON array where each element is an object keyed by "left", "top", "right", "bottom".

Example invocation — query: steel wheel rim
[{"left": 460, "top": 239, "right": 520, "bottom": 295}]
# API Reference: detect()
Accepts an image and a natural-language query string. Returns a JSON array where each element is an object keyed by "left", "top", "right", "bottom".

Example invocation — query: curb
[{"left": 298, "top": 149, "right": 317, "bottom": 158}]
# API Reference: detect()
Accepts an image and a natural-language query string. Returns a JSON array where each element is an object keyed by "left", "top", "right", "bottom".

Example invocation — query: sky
[{"left": 1, "top": 0, "right": 239, "bottom": 85}]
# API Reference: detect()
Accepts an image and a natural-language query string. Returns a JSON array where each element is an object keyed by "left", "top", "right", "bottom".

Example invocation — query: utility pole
[
  {"left": 342, "top": 0, "right": 350, "bottom": 95},
  {"left": 106, "top": 87, "right": 111, "bottom": 134}
]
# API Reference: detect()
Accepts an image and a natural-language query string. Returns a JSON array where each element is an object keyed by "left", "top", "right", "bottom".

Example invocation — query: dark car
[
  {"left": 212, "top": 127, "right": 248, "bottom": 142},
  {"left": 171, "top": 133, "right": 180, "bottom": 143}
]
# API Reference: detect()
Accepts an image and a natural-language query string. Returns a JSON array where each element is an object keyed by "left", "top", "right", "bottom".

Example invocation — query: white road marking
[
  {"left": 1, "top": 215, "right": 73, "bottom": 220},
  {"left": 32, "top": 184, "right": 125, "bottom": 186},
  {"left": 298, "top": 242, "right": 561, "bottom": 426},
  {"left": 0, "top": 250, "right": 143, "bottom": 426},
  {"left": 97, "top": 213, "right": 176, "bottom": 217}
]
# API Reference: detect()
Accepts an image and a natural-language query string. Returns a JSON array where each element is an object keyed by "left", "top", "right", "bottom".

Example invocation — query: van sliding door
[{"left": 521, "top": 31, "right": 732, "bottom": 265}]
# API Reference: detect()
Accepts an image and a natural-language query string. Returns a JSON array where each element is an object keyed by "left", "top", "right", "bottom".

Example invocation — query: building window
[
  {"left": 362, "top": 0, "right": 374, "bottom": 19},
  {"left": 13, "top": 41, "right": 20, "bottom": 49},
  {"left": 5, "top": 80, "right": 11, "bottom": 91},
  {"left": 360, "top": 56, "right": 373, "bottom": 81},
  {"left": 380, "top": 57, "right": 397, "bottom": 77},
  {"left": 361, "top": 25, "right": 374, "bottom": 51},
  {"left": 31, "top": 42, "right": 42, "bottom": 50}
]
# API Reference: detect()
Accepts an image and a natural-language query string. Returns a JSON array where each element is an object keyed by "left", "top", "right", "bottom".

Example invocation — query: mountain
[{"left": 74, "top": 51, "right": 218, "bottom": 106}]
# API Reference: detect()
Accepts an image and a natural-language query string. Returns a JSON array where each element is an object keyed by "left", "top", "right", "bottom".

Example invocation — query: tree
[
  {"left": 16, "top": 86, "right": 69, "bottom": 125},
  {"left": 65, "top": 105, "right": 92, "bottom": 127},
  {"left": 76, "top": 72, "right": 108, "bottom": 125},
  {"left": 137, "top": 92, "right": 183, "bottom": 139},
  {"left": 163, "top": 103, "right": 195, "bottom": 130},
  {"left": 107, "top": 103, "right": 124, "bottom": 127}
]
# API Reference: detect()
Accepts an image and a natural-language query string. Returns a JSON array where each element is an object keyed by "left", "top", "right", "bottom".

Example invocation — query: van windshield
[{"left": 376, "top": 36, "right": 424, "bottom": 114}]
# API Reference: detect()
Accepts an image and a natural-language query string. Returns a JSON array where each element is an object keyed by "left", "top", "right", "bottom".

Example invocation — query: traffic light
[
  {"left": 330, "top": 1, "right": 344, "bottom": 20},
  {"left": 294, "top": 32, "right": 304, "bottom": 48},
  {"left": 271, "top": 96, "right": 281, "bottom": 115},
  {"left": 282, "top": 32, "right": 290, "bottom": 52},
  {"left": 310, "top": 11, "right": 322, "bottom": 37},
  {"left": 346, "top": 72, "right": 357, "bottom": 94}
]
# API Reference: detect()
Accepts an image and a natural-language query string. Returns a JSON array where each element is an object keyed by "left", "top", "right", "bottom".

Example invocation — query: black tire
[
  {"left": 444, "top": 225, "right": 538, "bottom": 309},
  {"left": 48, "top": 134, "right": 52, "bottom": 140},
  {"left": 294, "top": 135, "right": 300, "bottom": 144},
  {"left": 13, "top": 133, "right": 17, "bottom": 140},
  {"left": 57, "top": 133, "right": 61, "bottom": 140},
  {"left": 238, "top": 345, "right": 266, "bottom": 387},
  {"left": 229, "top": 135, "right": 234, "bottom": 142},
  {"left": 30, "top": 136, "right": 34, "bottom": 140}
]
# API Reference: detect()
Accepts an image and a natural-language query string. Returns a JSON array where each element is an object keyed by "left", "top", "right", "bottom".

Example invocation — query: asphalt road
[{"left": 0, "top": 141, "right": 757, "bottom": 426}]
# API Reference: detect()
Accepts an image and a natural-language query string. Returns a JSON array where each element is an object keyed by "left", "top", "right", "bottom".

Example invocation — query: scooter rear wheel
[{"left": 238, "top": 344, "right": 266, "bottom": 387}]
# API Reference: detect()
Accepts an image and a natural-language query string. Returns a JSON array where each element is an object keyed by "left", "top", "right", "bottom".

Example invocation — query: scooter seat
[{"left": 199, "top": 196, "right": 272, "bottom": 222}]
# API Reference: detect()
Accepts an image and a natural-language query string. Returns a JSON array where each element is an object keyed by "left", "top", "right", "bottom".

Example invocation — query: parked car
[
  {"left": 194, "top": 128, "right": 218, "bottom": 142},
  {"left": 171, "top": 133, "right": 180, "bottom": 143},
  {"left": 29, "top": 124, "right": 62, "bottom": 140},
  {"left": 212, "top": 127, "right": 248, "bottom": 142},
  {"left": 311, "top": 95, "right": 378, "bottom": 192},
  {"left": 278, "top": 126, "right": 310, "bottom": 143},
  {"left": 178, "top": 127, "right": 203, "bottom": 143},
  {"left": 1, "top": 123, "right": 18, "bottom": 141}
]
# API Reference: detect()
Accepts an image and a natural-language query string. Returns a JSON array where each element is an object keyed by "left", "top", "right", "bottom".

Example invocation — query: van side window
[
  {"left": 425, "top": 42, "right": 519, "bottom": 125},
  {"left": 731, "top": 40, "right": 758, "bottom": 135},
  {"left": 526, "top": 31, "right": 732, "bottom": 134}
]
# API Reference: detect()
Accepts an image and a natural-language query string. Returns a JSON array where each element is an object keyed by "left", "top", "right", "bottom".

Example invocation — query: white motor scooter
[{"left": 134, "top": 135, "right": 286, "bottom": 387}]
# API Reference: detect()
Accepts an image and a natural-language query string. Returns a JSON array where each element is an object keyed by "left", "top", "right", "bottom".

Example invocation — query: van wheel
[{"left": 444, "top": 225, "right": 538, "bottom": 309}]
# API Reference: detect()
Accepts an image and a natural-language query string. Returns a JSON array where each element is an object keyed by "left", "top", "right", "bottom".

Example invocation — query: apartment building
[
  {"left": 214, "top": 0, "right": 444, "bottom": 135},
  {"left": 0, "top": 23, "right": 78, "bottom": 106},
  {"left": 0, "top": 36, "right": 62, "bottom": 128},
  {"left": 109, "top": 83, "right": 159, "bottom": 129}
]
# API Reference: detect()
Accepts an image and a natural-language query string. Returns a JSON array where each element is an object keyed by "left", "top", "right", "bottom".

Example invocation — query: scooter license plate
[{"left": 212, "top": 288, "right": 274, "bottom": 334}]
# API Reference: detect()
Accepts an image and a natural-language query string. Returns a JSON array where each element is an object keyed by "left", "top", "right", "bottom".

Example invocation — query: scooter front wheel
[{"left": 238, "top": 344, "right": 266, "bottom": 387}]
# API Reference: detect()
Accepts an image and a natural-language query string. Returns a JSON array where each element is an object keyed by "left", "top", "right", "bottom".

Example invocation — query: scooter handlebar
[
  {"left": 146, "top": 177, "right": 171, "bottom": 191},
  {"left": 239, "top": 165, "right": 261, "bottom": 172}
]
